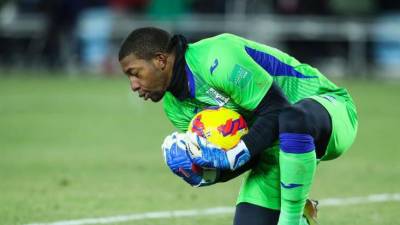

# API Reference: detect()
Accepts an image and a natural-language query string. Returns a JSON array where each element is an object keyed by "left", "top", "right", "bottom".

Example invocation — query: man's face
[{"left": 120, "top": 53, "right": 169, "bottom": 102}]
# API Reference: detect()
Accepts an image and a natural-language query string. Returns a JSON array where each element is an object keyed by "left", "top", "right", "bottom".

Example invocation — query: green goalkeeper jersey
[{"left": 163, "top": 33, "right": 351, "bottom": 131}]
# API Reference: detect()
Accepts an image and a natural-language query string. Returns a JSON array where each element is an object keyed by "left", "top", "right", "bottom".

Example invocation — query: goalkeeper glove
[
  {"left": 162, "top": 132, "right": 218, "bottom": 187},
  {"left": 186, "top": 132, "right": 251, "bottom": 171}
]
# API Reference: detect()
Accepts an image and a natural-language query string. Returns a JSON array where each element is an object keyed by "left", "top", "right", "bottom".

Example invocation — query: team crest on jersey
[
  {"left": 218, "top": 117, "right": 247, "bottom": 137},
  {"left": 206, "top": 88, "right": 230, "bottom": 106}
]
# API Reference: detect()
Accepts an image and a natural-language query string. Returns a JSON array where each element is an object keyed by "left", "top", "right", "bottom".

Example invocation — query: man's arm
[
  {"left": 216, "top": 157, "right": 259, "bottom": 182},
  {"left": 241, "top": 82, "right": 290, "bottom": 157},
  {"left": 212, "top": 82, "right": 289, "bottom": 182},
  {"left": 189, "top": 82, "right": 290, "bottom": 171}
]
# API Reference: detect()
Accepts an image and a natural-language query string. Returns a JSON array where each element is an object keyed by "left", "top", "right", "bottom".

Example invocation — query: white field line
[{"left": 25, "top": 193, "right": 400, "bottom": 225}]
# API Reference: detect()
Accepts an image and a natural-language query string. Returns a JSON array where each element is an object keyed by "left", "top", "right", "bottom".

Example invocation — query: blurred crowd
[{"left": 0, "top": 0, "right": 399, "bottom": 76}]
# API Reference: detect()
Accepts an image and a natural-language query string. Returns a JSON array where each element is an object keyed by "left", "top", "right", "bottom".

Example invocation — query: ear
[{"left": 153, "top": 53, "right": 168, "bottom": 70}]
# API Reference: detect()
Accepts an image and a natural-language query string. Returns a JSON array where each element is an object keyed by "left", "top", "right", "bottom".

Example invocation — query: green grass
[{"left": 0, "top": 76, "right": 399, "bottom": 225}]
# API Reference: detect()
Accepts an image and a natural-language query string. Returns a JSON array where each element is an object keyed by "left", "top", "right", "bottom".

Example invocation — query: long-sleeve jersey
[{"left": 163, "top": 33, "right": 350, "bottom": 133}]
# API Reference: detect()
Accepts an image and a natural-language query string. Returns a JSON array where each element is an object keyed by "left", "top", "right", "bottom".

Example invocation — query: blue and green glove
[
  {"left": 186, "top": 133, "right": 251, "bottom": 171},
  {"left": 162, "top": 132, "right": 218, "bottom": 187}
]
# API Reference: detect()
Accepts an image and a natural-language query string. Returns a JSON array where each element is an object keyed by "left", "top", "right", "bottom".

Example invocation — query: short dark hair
[{"left": 118, "top": 27, "right": 171, "bottom": 61}]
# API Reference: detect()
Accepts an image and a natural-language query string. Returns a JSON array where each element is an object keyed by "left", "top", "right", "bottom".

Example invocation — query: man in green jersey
[{"left": 118, "top": 27, "right": 358, "bottom": 225}]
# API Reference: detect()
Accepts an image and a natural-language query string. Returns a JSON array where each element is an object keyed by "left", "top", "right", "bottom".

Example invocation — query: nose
[{"left": 129, "top": 77, "right": 140, "bottom": 92}]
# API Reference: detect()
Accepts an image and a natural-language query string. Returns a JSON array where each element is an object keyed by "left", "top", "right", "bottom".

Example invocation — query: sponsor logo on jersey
[
  {"left": 218, "top": 117, "right": 247, "bottom": 137},
  {"left": 322, "top": 95, "right": 336, "bottom": 103},
  {"left": 206, "top": 88, "right": 230, "bottom": 106},
  {"left": 280, "top": 182, "right": 304, "bottom": 189},
  {"left": 210, "top": 58, "right": 219, "bottom": 74}
]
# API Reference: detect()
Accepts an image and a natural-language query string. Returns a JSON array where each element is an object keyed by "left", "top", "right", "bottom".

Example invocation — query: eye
[{"left": 127, "top": 70, "right": 138, "bottom": 78}]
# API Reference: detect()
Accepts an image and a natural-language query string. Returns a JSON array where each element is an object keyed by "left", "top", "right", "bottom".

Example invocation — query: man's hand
[
  {"left": 186, "top": 133, "right": 251, "bottom": 171},
  {"left": 162, "top": 132, "right": 218, "bottom": 187}
]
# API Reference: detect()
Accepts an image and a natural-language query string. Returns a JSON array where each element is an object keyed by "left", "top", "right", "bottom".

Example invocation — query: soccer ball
[{"left": 187, "top": 107, "right": 248, "bottom": 150}]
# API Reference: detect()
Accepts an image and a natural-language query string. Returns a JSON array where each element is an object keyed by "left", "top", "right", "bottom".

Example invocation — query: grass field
[{"left": 0, "top": 76, "right": 399, "bottom": 225}]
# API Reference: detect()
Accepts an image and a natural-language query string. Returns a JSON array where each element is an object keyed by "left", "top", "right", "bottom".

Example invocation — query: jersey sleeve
[{"left": 206, "top": 38, "right": 273, "bottom": 111}]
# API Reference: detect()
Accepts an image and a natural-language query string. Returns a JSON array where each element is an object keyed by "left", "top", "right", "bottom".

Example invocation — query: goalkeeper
[{"left": 118, "top": 27, "right": 358, "bottom": 225}]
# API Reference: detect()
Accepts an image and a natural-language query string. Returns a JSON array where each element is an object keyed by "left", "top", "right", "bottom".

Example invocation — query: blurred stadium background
[{"left": 0, "top": 0, "right": 399, "bottom": 225}]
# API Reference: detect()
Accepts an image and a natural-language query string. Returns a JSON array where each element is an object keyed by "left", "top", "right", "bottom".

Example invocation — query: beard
[{"left": 149, "top": 91, "right": 165, "bottom": 102}]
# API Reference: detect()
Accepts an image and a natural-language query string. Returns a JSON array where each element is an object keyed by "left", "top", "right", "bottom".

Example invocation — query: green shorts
[{"left": 236, "top": 90, "right": 358, "bottom": 210}]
